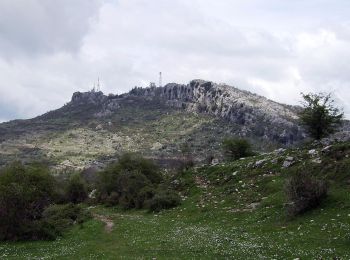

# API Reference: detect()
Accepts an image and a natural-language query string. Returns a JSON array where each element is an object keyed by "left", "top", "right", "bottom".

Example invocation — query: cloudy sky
[{"left": 0, "top": 0, "right": 349, "bottom": 122}]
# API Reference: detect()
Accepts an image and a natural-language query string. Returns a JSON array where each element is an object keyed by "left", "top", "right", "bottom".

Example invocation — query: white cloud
[{"left": 0, "top": 0, "right": 349, "bottom": 120}]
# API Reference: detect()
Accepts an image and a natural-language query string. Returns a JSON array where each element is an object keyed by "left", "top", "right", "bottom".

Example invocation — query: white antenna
[
  {"left": 97, "top": 77, "right": 100, "bottom": 91},
  {"left": 159, "top": 72, "right": 162, "bottom": 87}
]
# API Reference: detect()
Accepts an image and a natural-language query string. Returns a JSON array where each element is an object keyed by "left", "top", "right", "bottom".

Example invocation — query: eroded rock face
[
  {"left": 70, "top": 91, "right": 121, "bottom": 118},
  {"left": 130, "top": 79, "right": 306, "bottom": 145},
  {"left": 71, "top": 91, "right": 107, "bottom": 105}
]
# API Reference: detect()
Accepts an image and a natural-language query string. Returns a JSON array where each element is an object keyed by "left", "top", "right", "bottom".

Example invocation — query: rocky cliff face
[
  {"left": 67, "top": 79, "right": 305, "bottom": 145},
  {"left": 70, "top": 90, "right": 121, "bottom": 118},
  {"left": 128, "top": 79, "right": 305, "bottom": 145}
]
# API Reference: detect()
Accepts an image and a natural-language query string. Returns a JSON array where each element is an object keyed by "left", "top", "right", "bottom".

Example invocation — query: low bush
[
  {"left": 285, "top": 171, "right": 328, "bottom": 216},
  {"left": 97, "top": 153, "right": 181, "bottom": 211},
  {"left": 222, "top": 138, "right": 253, "bottom": 160},
  {"left": 98, "top": 153, "right": 161, "bottom": 193},
  {"left": 148, "top": 191, "right": 181, "bottom": 212},
  {"left": 66, "top": 173, "right": 88, "bottom": 203},
  {"left": 97, "top": 153, "right": 162, "bottom": 209},
  {"left": 42, "top": 203, "right": 91, "bottom": 238},
  {"left": 0, "top": 162, "right": 91, "bottom": 241}
]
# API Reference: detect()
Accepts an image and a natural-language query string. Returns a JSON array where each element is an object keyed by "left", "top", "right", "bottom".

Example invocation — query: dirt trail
[{"left": 92, "top": 213, "right": 114, "bottom": 233}]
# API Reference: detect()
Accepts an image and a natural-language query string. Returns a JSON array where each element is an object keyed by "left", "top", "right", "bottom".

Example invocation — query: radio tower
[
  {"left": 159, "top": 72, "right": 162, "bottom": 88},
  {"left": 97, "top": 77, "right": 100, "bottom": 91}
]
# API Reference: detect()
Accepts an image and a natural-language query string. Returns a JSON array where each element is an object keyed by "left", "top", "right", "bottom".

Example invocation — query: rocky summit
[
  {"left": 0, "top": 79, "right": 306, "bottom": 170},
  {"left": 129, "top": 79, "right": 305, "bottom": 144}
]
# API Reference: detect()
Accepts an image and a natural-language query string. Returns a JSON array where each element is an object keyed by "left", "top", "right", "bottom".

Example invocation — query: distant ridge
[
  {"left": 128, "top": 79, "right": 305, "bottom": 145},
  {"left": 0, "top": 79, "right": 309, "bottom": 170}
]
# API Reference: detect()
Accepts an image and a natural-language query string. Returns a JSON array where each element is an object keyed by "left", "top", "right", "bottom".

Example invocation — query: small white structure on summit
[
  {"left": 159, "top": 72, "right": 162, "bottom": 87},
  {"left": 91, "top": 78, "right": 101, "bottom": 92}
]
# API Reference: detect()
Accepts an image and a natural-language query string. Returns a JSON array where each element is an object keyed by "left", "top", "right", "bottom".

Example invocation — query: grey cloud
[
  {"left": 0, "top": 0, "right": 350, "bottom": 122},
  {"left": 0, "top": 0, "right": 102, "bottom": 58}
]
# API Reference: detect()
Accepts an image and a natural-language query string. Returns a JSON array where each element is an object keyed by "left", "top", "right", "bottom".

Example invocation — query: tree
[
  {"left": 300, "top": 93, "right": 343, "bottom": 140},
  {"left": 0, "top": 162, "right": 56, "bottom": 240},
  {"left": 222, "top": 138, "right": 253, "bottom": 160}
]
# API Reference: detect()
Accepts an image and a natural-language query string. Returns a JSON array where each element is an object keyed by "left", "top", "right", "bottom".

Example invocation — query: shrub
[
  {"left": 136, "top": 186, "right": 156, "bottom": 209},
  {"left": 116, "top": 171, "right": 152, "bottom": 209},
  {"left": 148, "top": 191, "right": 181, "bottom": 212},
  {"left": 97, "top": 153, "right": 182, "bottom": 211},
  {"left": 222, "top": 138, "right": 253, "bottom": 160},
  {"left": 0, "top": 162, "right": 56, "bottom": 241},
  {"left": 285, "top": 172, "right": 328, "bottom": 216},
  {"left": 66, "top": 173, "right": 88, "bottom": 203},
  {"left": 105, "top": 192, "right": 119, "bottom": 207},
  {"left": 98, "top": 153, "right": 161, "bottom": 195},
  {"left": 97, "top": 153, "right": 162, "bottom": 209},
  {"left": 41, "top": 203, "right": 91, "bottom": 238},
  {"left": 117, "top": 153, "right": 162, "bottom": 184}
]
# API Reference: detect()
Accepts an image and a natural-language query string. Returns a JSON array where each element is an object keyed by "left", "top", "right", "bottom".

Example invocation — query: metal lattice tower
[
  {"left": 97, "top": 77, "right": 100, "bottom": 91},
  {"left": 159, "top": 72, "right": 162, "bottom": 88}
]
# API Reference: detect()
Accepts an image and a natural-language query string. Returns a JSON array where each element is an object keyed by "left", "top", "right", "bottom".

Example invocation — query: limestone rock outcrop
[{"left": 129, "top": 79, "right": 305, "bottom": 144}]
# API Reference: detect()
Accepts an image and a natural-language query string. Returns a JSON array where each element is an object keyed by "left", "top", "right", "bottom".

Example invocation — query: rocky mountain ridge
[
  {"left": 0, "top": 79, "right": 328, "bottom": 170},
  {"left": 78, "top": 79, "right": 305, "bottom": 145}
]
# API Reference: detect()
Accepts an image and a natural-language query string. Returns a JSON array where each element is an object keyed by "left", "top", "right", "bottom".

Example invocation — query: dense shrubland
[
  {"left": 1, "top": 137, "right": 348, "bottom": 245},
  {"left": 65, "top": 173, "right": 88, "bottom": 204},
  {"left": 96, "top": 153, "right": 181, "bottom": 211},
  {"left": 0, "top": 153, "right": 181, "bottom": 241},
  {"left": 222, "top": 138, "right": 254, "bottom": 161},
  {"left": 0, "top": 163, "right": 90, "bottom": 241}
]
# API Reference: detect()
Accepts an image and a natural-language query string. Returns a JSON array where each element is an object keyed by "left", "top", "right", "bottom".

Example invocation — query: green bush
[
  {"left": 97, "top": 153, "right": 162, "bottom": 209},
  {"left": 98, "top": 153, "right": 161, "bottom": 195},
  {"left": 42, "top": 203, "right": 91, "bottom": 238},
  {"left": 66, "top": 173, "right": 88, "bottom": 203},
  {"left": 97, "top": 153, "right": 181, "bottom": 211},
  {"left": 117, "top": 153, "right": 162, "bottom": 184},
  {"left": 116, "top": 171, "right": 152, "bottom": 209},
  {"left": 0, "top": 162, "right": 91, "bottom": 241},
  {"left": 0, "top": 162, "right": 56, "bottom": 241},
  {"left": 285, "top": 172, "right": 328, "bottom": 217},
  {"left": 148, "top": 191, "right": 181, "bottom": 212},
  {"left": 136, "top": 186, "right": 156, "bottom": 209},
  {"left": 222, "top": 138, "right": 253, "bottom": 160}
]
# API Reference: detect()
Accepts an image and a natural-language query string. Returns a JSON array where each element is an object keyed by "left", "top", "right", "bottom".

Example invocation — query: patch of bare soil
[{"left": 92, "top": 213, "right": 114, "bottom": 233}]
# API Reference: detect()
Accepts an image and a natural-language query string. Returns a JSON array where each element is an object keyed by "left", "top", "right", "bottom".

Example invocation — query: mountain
[{"left": 0, "top": 79, "right": 306, "bottom": 170}]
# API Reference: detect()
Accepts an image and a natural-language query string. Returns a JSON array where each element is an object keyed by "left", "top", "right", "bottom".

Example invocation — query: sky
[{"left": 0, "top": 0, "right": 350, "bottom": 122}]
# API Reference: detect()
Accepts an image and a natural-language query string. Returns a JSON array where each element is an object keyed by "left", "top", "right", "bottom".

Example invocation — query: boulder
[
  {"left": 282, "top": 156, "right": 294, "bottom": 168},
  {"left": 308, "top": 149, "right": 318, "bottom": 156},
  {"left": 255, "top": 159, "right": 267, "bottom": 167}
]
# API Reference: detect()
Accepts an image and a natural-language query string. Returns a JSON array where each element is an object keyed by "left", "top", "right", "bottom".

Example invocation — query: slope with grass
[
  {"left": 1, "top": 142, "right": 350, "bottom": 259},
  {"left": 0, "top": 79, "right": 307, "bottom": 171}
]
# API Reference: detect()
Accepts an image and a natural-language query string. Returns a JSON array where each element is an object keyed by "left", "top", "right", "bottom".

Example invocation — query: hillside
[
  {"left": 1, "top": 142, "right": 350, "bottom": 258},
  {"left": 0, "top": 80, "right": 306, "bottom": 170}
]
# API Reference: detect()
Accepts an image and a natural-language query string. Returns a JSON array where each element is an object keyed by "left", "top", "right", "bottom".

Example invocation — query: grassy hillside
[
  {"left": 0, "top": 96, "right": 280, "bottom": 170},
  {"left": 1, "top": 142, "right": 349, "bottom": 259}
]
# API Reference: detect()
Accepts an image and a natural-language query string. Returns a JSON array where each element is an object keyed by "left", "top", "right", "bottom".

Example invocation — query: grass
[
  {"left": 1, "top": 194, "right": 349, "bottom": 259},
  {"left": 1, "top": 143, "right": 350, "bottom": 259},
  {"left": 0, "top": 95, "right": 282, "bottom": 169}
]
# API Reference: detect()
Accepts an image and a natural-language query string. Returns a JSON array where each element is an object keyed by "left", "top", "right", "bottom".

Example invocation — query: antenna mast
[
  {"left": 97, "top": 77, "right": 100, "bottom": 91},
  {"left": 159, "top": 72, "right": 162, "bottom": 88}
]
